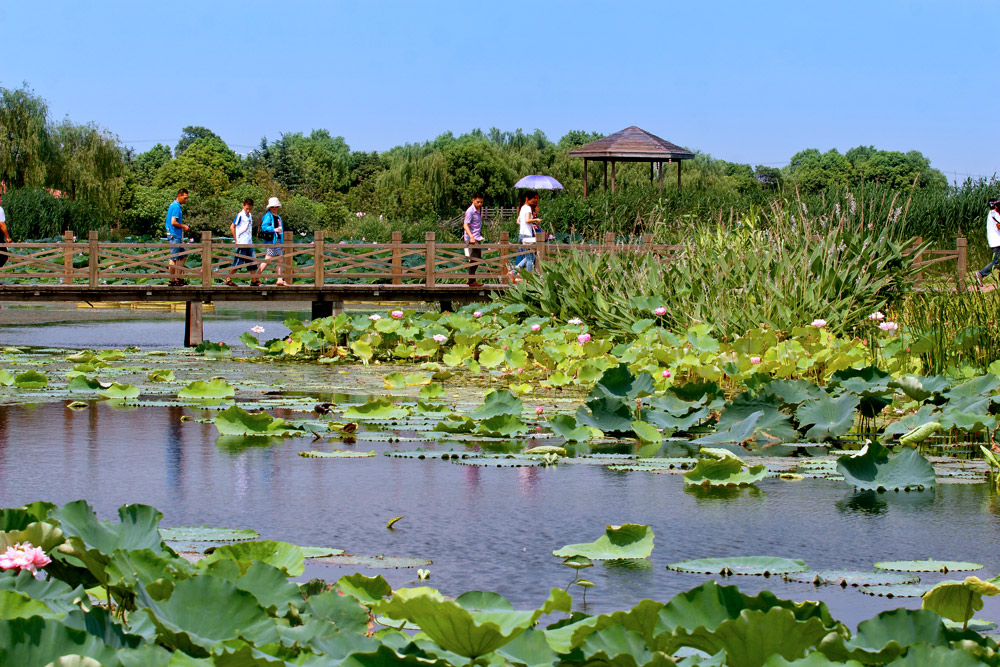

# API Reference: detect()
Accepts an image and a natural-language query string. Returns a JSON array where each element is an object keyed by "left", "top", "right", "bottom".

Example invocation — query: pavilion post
[
  {"left": 602, "top": 161, "right": 608, "bottom": 192},
  {"left": 611, "top": 160, "right": 616, "bottom": 194},
  {"left": 649, "top": 161, "right": 654, "bottom": 183},
  {"left": 677, "top": 160, "right": 682, "bottom": 190},
  {"left": 583, "top": 158, "right": 588, "bottom": 198},
  {"left": 658, "top": 161, "right": 664, "bottom": 197}
]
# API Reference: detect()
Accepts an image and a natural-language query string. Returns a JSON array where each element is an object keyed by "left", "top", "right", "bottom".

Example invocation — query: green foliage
[{"left": 154, "top": 137, "right": 242, "bottom": 196}]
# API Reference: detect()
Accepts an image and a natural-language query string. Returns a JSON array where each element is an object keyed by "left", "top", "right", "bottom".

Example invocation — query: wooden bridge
[{"left": 0, "top": 230, "right": 968, "bottom": 346}]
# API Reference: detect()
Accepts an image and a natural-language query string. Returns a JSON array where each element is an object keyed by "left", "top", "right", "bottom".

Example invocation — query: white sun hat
[{"left": 267, "top": 196, "right": 282, "bottom": 208}]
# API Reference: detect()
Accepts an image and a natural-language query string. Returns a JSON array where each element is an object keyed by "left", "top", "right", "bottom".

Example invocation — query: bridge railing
[{"left": 0, "top": 230, "right": 966, "bottom": 289}]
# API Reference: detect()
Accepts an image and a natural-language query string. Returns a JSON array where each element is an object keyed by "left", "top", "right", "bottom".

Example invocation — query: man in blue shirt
[{"left": 166, "top": 188, "right": 190, "bottom": 286}]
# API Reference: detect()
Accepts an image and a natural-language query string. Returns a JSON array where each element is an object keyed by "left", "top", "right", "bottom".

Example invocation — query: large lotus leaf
[
  {"left": 782, "top": 570, "right": 919, "bottom": 587},
  {"left": 336, "top": 644, "right": 458, "bottom": 667},
  {"left": 644, "top": 407, "right": 711, "bottom": 433},
  {"left": 718, "top": 394, "right": 799, "bottom": 442},
  {"left": 478, "top": 346, "right": 505, "bottom": 369},
  {"left": 0, "top": 571, "right": 86, "bottom": 618},
  {"left": 836, "top": 443, "right": 936, "bottom": 491},
  {"left": 552, "top": 524, "right": 654, "bottom": 560},
  {"left": 649, "top": 392, "right": 706, "bottom": 417},
  {"left": 943, "top": 374, "right": 1000, "bottom": 402},
  {"left": 477, "top": 414, "right": 531, "bottom": 438},
  {"left": 576, "top": 398, "right": 635, "bottom": 435},
  {"left": 13, "top": 370, "right": 48, "bottom": 389},
  {"left": 432, "top": 415, "right": 477, "bottom": 434},
  {"left": 469, "top": 390, "right": 522, "bottom": 420},
  {"left": 547, "top": 414, "right": 595, "bottom": 442},
  {"left": 761, "top": 380, "right": 826, "bottom": 407},
  {"left": 303, "top": 594, "right": 371, "bottom": 638},
  {"left": 177, "top": 379, "right": 236, "bottom": 399},
  {"left": 228, "top": 562, "right": 304, "bottom": 618},
  {"left": 60, "top": 607, "right": 144, "bottom": 651},
  {"left": 343, "top": 398, "right": 410, "bottom": 420},
  {"left": 336, "top": 573, "right": 392, "bottom": 605},
  {"left": 591, "top": 364, "right": 655, "bottom": 400},
  {"left": 692, "top": 411, "right": 763, "bottom": 445},
  {"left": 828, "top": 365, "right": 891, "bottom": 392},
  {"left": 665, "top": 607, "right": 832, "bottom": 667},
  {"left": 371, "top": 586, "right": 571, "bottom": 658},
  {"left": 0, "top": 617, "right": 119, "bottom": 666},
  {"left": 134, "top": 576, "right": 279, "bottom": 657},
  {"left": 885, "top": 643, "right": 988, "bottom": 666},
  {"left": 667, "top": 557, "right": 808, "bottom": 577},
  {"left": 543, "top": 598, "right": 669, "bottom": 656},
  {"left": 889, "top": 375, "right": 950, "bottom": 403},
  {"left": 66, "top": 375, "right": 110, "bottom": 391},
  {"left": 0, "top": 370, "right": 12, "bottom": 386},
  {"left": 817, "top": 609, "right": 948, "bottom": 664},
  {"left": 796, "top": 394, "right": 860, "bottom": 441},
  {"left": 147, "top": 369, "right": 176, "bottom": 383},
  {"left": 0, "top": 520, "right": 65, "bottom": 553},
  {"left": 97, "top": 383, "right": 140, "bottom": 399},
  {"left": 0, "top": 590, "right": 63, "bottom": 619},
  {"left": 670, "top": 381, "right": 724, "bottom": 405},
  {"left": 213, "top": 406, "right": 305, "bottom": 436},
  {"left": 197, "top": 540, "right": 305, "bottom": 577},
  {"left": 683, "top": 457, "right": 768, "bottom": 487},
  {"left": 495, "top": 628, "right": 559, "bottom": 667},
  {"left": 937, "top": 409, "right": 995, "bottom": 433},
  {"left": 105, "top": 548, "right": 193, "bottom": 600},
  {"left": 160, "top": 526, "right": 258, "bottom": 542},
  {"left": 920, "top": 579, "right": 988, "bottom": 624},
  {"left": 881, "top": 405, "right": 940, "bottom": 441},
  {"left": 578, "top": 624, "right": 673, "bottom": 667}
]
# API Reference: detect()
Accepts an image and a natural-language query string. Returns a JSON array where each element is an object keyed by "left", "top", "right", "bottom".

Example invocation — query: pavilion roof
[{"left": 568, "top": 126, "right": 695, "bottom": 161}]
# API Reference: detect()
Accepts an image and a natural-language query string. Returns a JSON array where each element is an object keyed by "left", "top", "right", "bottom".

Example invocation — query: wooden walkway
[{"left": 0, "top": 230, "right": 968, "bottom": 346}]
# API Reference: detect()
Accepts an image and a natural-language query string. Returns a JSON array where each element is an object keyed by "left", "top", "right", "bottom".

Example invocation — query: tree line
[{"left": 0, "top": 84, "right": 977, "bottom": 243}]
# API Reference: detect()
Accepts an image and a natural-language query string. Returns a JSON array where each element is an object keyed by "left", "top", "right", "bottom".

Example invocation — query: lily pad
[
  {"left": 159, "top": 526, "right": 259, "bottom": 542},
  {"left": 298, "top": 450, "right": 376, "bottom": 458},
  {"left": 97, "top": 383, "right": 140, "bottom": 400},
  {"left": 858, "top": 584, "right": 932, "bottom": 598},
  {"left": 667, "top": 556, "right": 808, "bottom": 577},
  {"left": 782, "top": 570, "right": 920, "bottom": 587},
  {"left": 552, "top": 524, "right": 654, "bottom": 560},
  {"left": 874, "top": 559, "right": 983, "bottom": 573},
  {"left": 310, "top": 554, "right": 432, "bottom": 569},
  {"left": 301, "top": 546, "right": 345, "bottom": 558},
  {"left": 13, "top": 371, "right": 48, "bottom": 389},
  {"left": 343, "top": 398, "right": 410, "bottom": 420},
  {"left": 213, "top": 406, "right": 307, "bottom": 436},
  {"left": 837, "top": 442, "right": 936, "bottom": 491},
  {"left": 684, "top": 455, "right": 768, "bottom": 487}
]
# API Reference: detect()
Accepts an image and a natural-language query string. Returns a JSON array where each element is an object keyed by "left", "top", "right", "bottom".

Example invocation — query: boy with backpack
[
  {"left": 974, "top": 199, "right": 1000, "bottom": 288},
  {"left": 225, "top": 198, "right": 256, "bottom": 286}
]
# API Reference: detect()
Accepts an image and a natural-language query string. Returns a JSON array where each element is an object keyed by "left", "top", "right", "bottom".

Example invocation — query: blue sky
[{"left": 3, "top": 1, "right": 995, "bottom": 180}]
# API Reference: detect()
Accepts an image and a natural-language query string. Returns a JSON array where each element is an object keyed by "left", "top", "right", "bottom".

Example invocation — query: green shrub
[{"left": 1, "top": 187, "right": 105, "bottom": 239}]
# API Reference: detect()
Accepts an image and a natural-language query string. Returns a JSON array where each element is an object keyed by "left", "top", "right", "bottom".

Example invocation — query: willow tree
[
  {"left": 0, "top": 85, "right": 50, "bottom": 188},
  {"left": 48, "top": 121, "right": 126, "bottom": 221}
]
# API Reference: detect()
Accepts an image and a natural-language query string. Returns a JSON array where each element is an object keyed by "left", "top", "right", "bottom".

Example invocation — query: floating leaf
[
  {"left": 470, "top": 389, "right": 522, "bottom": 420},
  {"left": 343, "top": 398, "right": 410, "bottom": 420},
  {"left": 97, "top": 383, "right": 140, "bottom": 400},
  {"left": 13, "top": 371, "right": 48, "bottom": 389},
  {"left": 553, "top": 524, "right": 654, "bottom": 560},
  {"left": 66, "top": 375, "right": 109, "bottom": 391},
  {"left": 159, "top": 526, "right": 259, "bottom": 542},
  {"left": 546, "top": 414, "right": 595, "bottom": 442},
  {"left": 524, "top": 446, "right": 566, "bottom": 456},
  {"left": 177, "top": 379, "right": 235, "bottom": 400},
  {"left": 874, "top": 559, "right": 983, "bottom": 573},
  {"left": 684, "top": 456, "right": 768, "bottom": 487},
  {"left": 782, "top": 570, "right": 919, "bottom": 587},
  {"left": 214, "top": 406, "right": 307, "bottom": 436},
  {"left": 300, "top": 546, "right": 344, "bottom": 558},
  {"left": 0, "top": 370, "right": 12, "bottom": 386},
  {"left": 197, "top": 540, "right": 304, "bottom": 577},
  {"left": 858, "top": 584, "right": 933, "bottom": 598},
  {"left": 667, "top": 557, "right": 808, "bottom": 577},
  {"left": 310, "top": 554, "right": 432, "bottom": 569},
  {"left": 147, "top": 369, "right": 175, "bottom": 383},
  {"left": 298, "top": 450, "right": 375, "bottom": 458}
]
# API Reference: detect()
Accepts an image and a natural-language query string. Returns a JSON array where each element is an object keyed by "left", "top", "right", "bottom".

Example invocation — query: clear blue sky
[{"left": 3, "top": 0, "right": 995, "bottom": 181}]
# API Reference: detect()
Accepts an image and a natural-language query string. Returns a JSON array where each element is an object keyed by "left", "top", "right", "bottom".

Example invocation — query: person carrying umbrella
[{"left": 513, "top": 190, "right": 542, "bottom": 273}]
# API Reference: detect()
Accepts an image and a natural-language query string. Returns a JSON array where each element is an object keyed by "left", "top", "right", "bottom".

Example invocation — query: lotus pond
[{"left": 6, "top": 305, "right": 1000, "bottom": 664}]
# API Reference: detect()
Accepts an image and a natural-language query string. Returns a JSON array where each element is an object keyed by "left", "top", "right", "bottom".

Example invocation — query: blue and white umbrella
[{"left": 513, "top": 174, "right": 564, "bottom": 190}]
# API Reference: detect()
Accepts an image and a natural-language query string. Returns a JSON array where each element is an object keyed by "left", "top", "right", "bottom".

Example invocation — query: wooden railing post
[
  {"left": 63, "top": 230, "right": 74, "bottom": 285},
  {"left": 313, "top": 230, "right": 325, "bottom": 286},
  {"left": 391, "top": 231, "right": 402, "bottom": 285},
  {"left": 283, "top": 233, "right": 293, "bottom": 285},
  {"left": 604, "top": 231, "right": 615, "bottom": 253},
  {"left": 536, "top": 231, "right": 546, "bottom": 265},
  {"left": 425, "top": 231, "right": 436, "bottom": 287},
  {"left": 88, "top": 230, "right": 99, "bottom": 287},
  {"left": 201, "top": 231, "right": 212, "bottom": 286},
  {"left": 957, "top": 237, "right": 967, "bottom": 292},
  {"left": 498, "top": 232, "right": 509, "bottom": 283}
]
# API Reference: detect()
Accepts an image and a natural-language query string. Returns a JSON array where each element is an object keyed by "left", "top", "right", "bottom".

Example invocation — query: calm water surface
[{"left": 2, "top": 399, "right": 999, "bottom": 627}]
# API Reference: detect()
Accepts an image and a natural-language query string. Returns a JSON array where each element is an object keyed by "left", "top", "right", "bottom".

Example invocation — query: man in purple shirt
[{"left": 463, "top": 192, "right": 485, "bottom": 287}]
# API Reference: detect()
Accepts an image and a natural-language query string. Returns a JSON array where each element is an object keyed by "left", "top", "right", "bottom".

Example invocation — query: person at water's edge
[
  {"left": 227, "top": 198, "right": 257, "bottom": 286},
  {"left": 974, "top": 198, "right": 1000, "bottom": 288},
  {"left": 257, "top": 196, "right": 288, "bottom": 286},
  {"left": 0, "top": 192, "right": 11, "bottom": 279},
  {"left": 463, "top": 192, "right": 485, "bottom": 287},
  {"left": 166, "top": 188, "right": 191, "bottom": 286}
]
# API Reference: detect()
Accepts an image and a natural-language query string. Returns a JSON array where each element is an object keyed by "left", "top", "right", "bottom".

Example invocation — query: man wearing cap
[
  {"left": 974, "top": 199, "right": 1000, "bottom": 288},
  {"left": 256, "top": 197, "right": 288, "bottom": 286}
]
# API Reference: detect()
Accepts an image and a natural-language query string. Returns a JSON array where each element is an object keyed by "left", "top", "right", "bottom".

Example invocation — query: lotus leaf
[
  {"left": 13, "top": 370, "right": 48, "bottom": 389},
  {"left": 552, "top": 523, "right": 654, "bottom": 560},
  {"left": 372, "top": 586, "right": 570, "bottom": 658},
  {"left": 470, "top": 389, "right": 522, "bottom": 419},
  {"left": 300, "top": 546, "right": 344, "bottom": 557},
  {"left": 214, "top": 406, "right": 306, "bottom": 436},
  {"left": 576, "top": 398, "right": 635, "bottom": 435},
  {"left": 418, "top": 383, "right": 444, "bottom": 400},
  {"left": 105, "top": 548, "right": 193, "bottom": 601},
  {"left": 433, "top": 415, "right": 477, "bottom": 433},
  {"left": 547, "top": 414, "right": 595, "bottom": 442},
  {"left": 239, "top": 332, "right": 268, "bottom": 352},
  {"left": 920, "top": 578, "right": 997, "bottom": 625},
  {"left": 177, "top": 379, "right": 236, "bottom": 399},
  {"left": 837, "top": 443, "right": 936, "bottom": 491},
  {"left": 858, "top": 584, "right": 933, "bottom": 598},
  {"left": 631, "top": 419, "right": 664, "bottom": 443},
  {"left": 592, "top": 364, "right": 655, "bottom": 400},
  {"left": 761, "top": 380, "right": 825, "bottom": 407},
  {"left": 524, "top": 446, "right": 567, "bottom": 456},
  {"left": 0, "top": 571, "right": 86, "bottom": 618},
  {"left": 159, "top": 526, "right": 259, "bottom": 542},
  {"left": 66, "top": 375, "right": 110, "bottom": 391},
  {"left": 817, "top": 608, "right": 948, "bottom": 664},
  {"left": 478, "top": 346, "right": 505, "bottom": 368},
  {"left": 298, "top": 450, "right": 376, "bottom": 458},
  {"left": 795, "top": 394, "right": 859, "bottom": 441},
  {"left": 310, "top": 554, "right": 432, "bottom": 569},
  {"left": 477, "top": 414, "right": 531, "bottom": 437},
  {"left": 134, "top": 576, "right": 279, "bottom": 656},
  {"left": 782, "top": 570, "right": 919, "bottom": 587},
  {"left": 898, "top": 422, "right": 942, "bottom": 446},
  {"left": 198, "top": 540, "right": 304, "bottom": 577},
  {"left": 684, "top": 457, "right": 768, "bottom": 487},
  {"left": 884, "top": 643, "right": 989, "bottom": 666},
  {"left": 717, "top": 394, "right": 799, "bottom": 443},
  {"left": 0, "top": 617, "right": 119, "bottom": 667},
  {"left": 667, "top": 557, "right": 808, "bottom": 577},
  {"left": 0, "top": 589, "right": 64, "bottom": 620},
  {"left": 890, "top": 375, "right": 950, "bottom": 403},
  {"left": 336, "top": 573, "right": 392, "bottom": 604},
  {"left": 881, "top": 405, "right": 940, "bottom": 441},
  {"left": 97, "top": 383, "right": 140, "bottom": 399},
  {"left": 0, "top": 370, "right": 12, "bottom": 386},
  {"left": 343, "top": 398, "right": 410, "bottom": 420},
  {"left": 693, "top": 411, "right": 763, "bottom": 445},
  {"left": 578, "top": 624, "right": 671, "bottom": 667},
  {"left": 665, "top": 607, "right": 833, "bottom": 667},
  {"left": 494, "top": 628, "right": 559, "bottom": 667}
]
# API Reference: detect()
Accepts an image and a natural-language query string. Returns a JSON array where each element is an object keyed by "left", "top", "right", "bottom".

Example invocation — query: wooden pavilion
[{"left": 568, "top": 126, "right": 695, "bottom": 197}]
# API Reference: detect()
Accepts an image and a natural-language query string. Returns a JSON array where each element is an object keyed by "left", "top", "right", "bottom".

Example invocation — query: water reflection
[
  {"left": 684, "top": 485, "right": 766, "bottom": 502},
  {"left": 836, "top": 489, "right": 936, "bottom": 516}
]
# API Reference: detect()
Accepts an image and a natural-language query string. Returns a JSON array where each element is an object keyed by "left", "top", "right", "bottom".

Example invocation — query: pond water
[{"left": 3, "top": 398, "right": 1000, "bottom": 628}]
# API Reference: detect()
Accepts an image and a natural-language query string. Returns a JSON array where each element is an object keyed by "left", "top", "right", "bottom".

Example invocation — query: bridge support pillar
[
  {"left": 311, "top": 300, "right": 342, "bottom": 321},
  {"left": 184, "top": 301, "right": 203, "bottom": 347}
]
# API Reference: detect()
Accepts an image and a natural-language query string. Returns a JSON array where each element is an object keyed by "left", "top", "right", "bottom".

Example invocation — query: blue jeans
[
  {"left": 980, "top": 247, "right": 1000, "bottom": 277},
  {"left": 513, "top": 236, "right": 535, "bottom": 271}
]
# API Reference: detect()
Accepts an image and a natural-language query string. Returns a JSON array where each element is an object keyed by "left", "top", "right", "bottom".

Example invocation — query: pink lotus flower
[
  {"left": 535, "top": 406, "right": 544, "bottom": 415},
  {"left": 0, "top": 542, "right": 51, "bottom": 574},
  {"left": 868, "top": 311, "right": 885, "bottom": 321},
  {"left": 432, "top": 334, "right": 447, "bottom": 343},
  {"left": 391, "top": 310, "right": 404, "bottom": 319},
  {"left": 654, "top": 306, "right": 667, "bottom": 316},
  {"left": 502, "top": 344, "right": 507, "bottom": 350},
  {"left": 251, "top": 326, "right": 265, "bottom": 334},
  {"left": 530, "top": 324, "right": 541, "bottom": 331},
  {"left": 568, "top": 318, "right": 583, "bottom": 325},
  {"left": 473, "top": 311, "right": 483, "bottom": 318},
  {"left": 577, "top": 333, "right": 591, "bottom": 344},
  {"left": 810, "top": 319, "right": 827, "bottom": 328},
  {"left": 750, "top": 356, "right": 761, "bottom": 364},
  {"left": 369, "top": 314, "right": 382, "bottom": 321},
  {"left": 661, "top": 370, "right": 671, "bottom": 378},
  {"left": 879, "top": 321, "right": 899, "bottom": 332}
]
